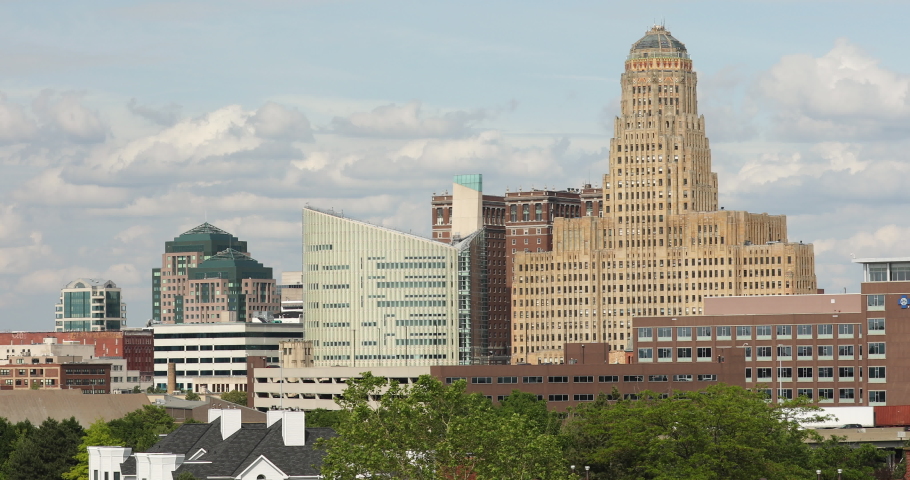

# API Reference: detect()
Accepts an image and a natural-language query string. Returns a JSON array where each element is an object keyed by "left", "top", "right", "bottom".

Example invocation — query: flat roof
[{"left": 852, "top": 257, "right": 910, "bottom": 264}]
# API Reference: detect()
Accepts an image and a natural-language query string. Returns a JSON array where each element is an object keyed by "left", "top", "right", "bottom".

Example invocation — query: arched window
[{"left": 257, "top": 475, "right": 266, "bottom": 480}]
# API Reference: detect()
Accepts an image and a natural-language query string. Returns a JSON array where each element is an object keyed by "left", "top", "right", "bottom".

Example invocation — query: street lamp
[
  {"left": 816, "top": 469, "right": 821, "bottom": 480},
  {"left": 837, "top": 468, "right": 843, "bottom": 480},
  {"left": 570, "top": 465, "right": 575, "bottom": 477},
  {"left": 585, "top": 465, "right": 590, "bottom": 480}
]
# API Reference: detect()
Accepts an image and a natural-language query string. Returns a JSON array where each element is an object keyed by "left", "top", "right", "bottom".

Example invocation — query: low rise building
[
  {"left": 89, "top": 408, "right": 334, "bottom": 480},
  {"left": 153, "top": 322, "right": 303, "bottom": 393}
]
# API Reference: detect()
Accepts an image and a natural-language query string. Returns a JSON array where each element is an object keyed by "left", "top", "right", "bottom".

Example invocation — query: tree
[
  {"left": 496, "top": 390, "right": 562, "bottom": 435},
  {"left": 174, "top": 472, "right": 199, "bottom": 480},
  {"left": 63, "top": 419, "right": 123, "bottom": 480},
  {"left": 306, "top": 408, "right": 348, "bottom": 429},
  {"left": 108, "top": 405, "right": 177, "bottom": 452},
  {"left": 3, "top": 417, "right": 84, "bottom": 480},
  {"left": 563, "top": 384, "right": 827, "bottom": 480},
  {"left": 184, "top": 390, "right": 201, "bottom": 401},
  {"left": 319, "top": 373, "right": 570, "bottom": 480},
  {"left": 131, "top": 386, "right": 141, "bottom": 394},
  {"left": 220, "top": 390, "right": 247, "bottom": 406},
  {"left": 810, "top": 435, "right": 888, "bottom": 480}
]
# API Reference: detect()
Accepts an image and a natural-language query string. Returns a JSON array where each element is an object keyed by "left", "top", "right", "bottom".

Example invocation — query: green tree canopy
[
  {"left": 319, "top": 373, "right": 570, "bottom": 480},
  {"left": 220, "top": 390, "right": 247, "bottom": 406},
  {"left": 3, "top": 417, "right": 84, "bottom": 480},
  {"left": 563, "top": 384, "right": 828, "bottom": 480},
  {"left": 496, "top": 390, "right": 562, "bottom": 436},
  {"left": 108, "top": 405, "right": 177, "bottom": 452},
  {"left": 306, "top": 408, "right": 348, "bottom": 429},
  {"left": 184, "top": 390, "right": 201, "bottom": 401},
  {"left": 63, "top": 419, "right": 123, "bottom": 480}
]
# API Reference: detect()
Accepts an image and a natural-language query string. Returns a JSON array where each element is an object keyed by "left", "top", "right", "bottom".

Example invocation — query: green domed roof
[{"left": 629, "top": 26, "right": 688, "bottom": 59}]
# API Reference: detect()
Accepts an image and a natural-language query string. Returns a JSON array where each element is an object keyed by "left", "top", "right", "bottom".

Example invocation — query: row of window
[
  {"left": 638, "top": 347, "right": 712, "bottom": 360},
  {"left": 745, "top": 366, "right": 886, "bottom": 381},
  {"left": 153, "top": 370, "right": 247, "bottom": 377},
  {"left": 757, "top": 388, "right": 885, "bottom": 403},
  {"left": 639, "top": 344, "right": 886, "bottom": 362},
  {"left": 453, "top": 374, "right": 719, "bottom": 385},
  {"left": 637, "top": 322, "right": 881, "bottom": 341}
]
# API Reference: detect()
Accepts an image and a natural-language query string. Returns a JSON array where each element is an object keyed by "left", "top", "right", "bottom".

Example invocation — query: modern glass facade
[
  {"left": 55, "top": 279, "right": 126, "bottom": 332},
  {"left": 303, "top": 207, "right": 489, "bottom": 367}
]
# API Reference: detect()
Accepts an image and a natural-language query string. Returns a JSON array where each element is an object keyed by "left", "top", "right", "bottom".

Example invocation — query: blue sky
[{"left": 0, "top": 1, "right": 908, "bottom": 329}]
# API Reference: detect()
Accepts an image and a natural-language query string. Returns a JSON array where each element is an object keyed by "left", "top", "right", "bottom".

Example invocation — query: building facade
[
  {"left": 55, "top": 279, "right": 126, "bottom": 332},
  {"left": 153, "top": 223, "right": 279, "bottom": 324},
  {"left": 510, "top": 26, "right": 817, "bottom": 363},
  {"left": 303, "top": 206, "right": 490, "bottom": 367},
  {"left": 152, "top": 322, "right": 303, "bottom": 393}
]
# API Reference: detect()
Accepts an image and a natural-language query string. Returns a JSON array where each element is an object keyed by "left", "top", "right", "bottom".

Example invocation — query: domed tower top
[{"left": 625, "top": 25, "right": 692, "bottom": 72}]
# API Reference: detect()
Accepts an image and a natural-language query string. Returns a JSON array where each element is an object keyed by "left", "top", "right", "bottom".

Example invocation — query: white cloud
[
  {"left": 127, "top": 98, "right": 182, "bottom": 126},
  {"left": 248, "top": 102, "right": 314, "bottom": 142},
  {"left": 31, "top": 90, "right": 107, "bottom": 143},
  {"left": 328, "top": 101, "right": 498, "bottom": 138},
  {"left": 757, "top": 39, "right": 910, "bottom": 140},
  {"left": 12, "top": 168, "right": 131, "bottom": 207},
  {"left": 0, "top": 94, "right": 38, "bottom": 144}
]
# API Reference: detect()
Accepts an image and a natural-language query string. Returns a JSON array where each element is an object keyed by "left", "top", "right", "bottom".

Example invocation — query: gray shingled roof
[{"left": 120, "top": 417, "right": 336, "bottom": 478}]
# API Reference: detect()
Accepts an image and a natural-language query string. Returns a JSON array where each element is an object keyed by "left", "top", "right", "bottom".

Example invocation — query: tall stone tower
[{"left": 510, "top": 26, "right": 817, "bottom": 364}]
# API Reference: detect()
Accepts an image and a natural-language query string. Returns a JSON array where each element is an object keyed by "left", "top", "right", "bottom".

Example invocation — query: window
[
  {"left": 777, "top": 346, "right": 792, "bottom": 358},
  {"left": 797, "top": 346, "right": 812, "bottom": 359},
  {"left": 870, "top": 391, "right": 886, "bottom": 404},
  {"left": 776, "top": 325, "right": 792, "bottom": 338},
  {"left": 869, "top": 366, "right": 886, "bottom": 381},
  {"left": 548, "top": 394, "right": 568, "bottom": 402},
  {"left": 657, "top": 327, "right": 672, "bottom": 340},
  {"left": 698, "top": 374, "right": 717, "bottom": 382},
  {"left": 868, "top": 318, "right": 885, "bottom": 334},
  {"left": 548, "top": 376, "right": 568, "bottom": 383},
  {"left": 838, "top": 367, "right": 854, "bottom": 380},
  {"left": 637, "top": 327, "right": 653, "bottom": 340},
  {"left": 838, "top": 345, "right": 854, "bottom": 358},
  {"left": 736, "top": 326, "right": 752, "bottom": 339},
  {"left": 574, "top": 394, "right": 594, "bottom": 401},
  {"left": 757, "top": 346, "right": 772, "bottom": 359},
  {"left": 523, "top": 376, "right": 543, "bottom": 384},
  {"left": 657, "top": 347, "right": 672, "bottom": 361},
  {"left": 696, "top": 347, "right": 712, "bottom": 361},
  {"left": 777, "top": 367, "right": 792, "bottom": 379},
  {"left": 716, "top": 326, "right": 731, "bottom": 338},
  {"left": 796, "top": 325, "right": 812, "bottom": 337},
  {"left": 573, "top": 376, "right": 594, "bottom": 383},
  {"left": 818, "top": 388, "right": 834, "bottom": 401},
  {"left": 818, "top": 367, "right": 834, "bottom": 380},
  {"left": 745, "top": 368, "right": 752, "bottom": 381},
  {"left": 677, "top": 347, "right": 692, "bottom": 360},
  {"left": 867, "top": 294, "right": 885, "bottom": 310},
  {"left": 599, "top": 375, "right": 618, "bottom": 383},
  {"left": 757, "top": 368, "right": 772, "bottom": 379},
  {"left": 471, "top": 377, "right": 492, "bottom": 384},
  {"left": 797, "top": 367, "right": 813, "bottom": 380},
  {"left": 497, "top": 377, "right": 517, "bottom": 384},
  {"left": 868, "top": 342, "right": 886, "bottom": 357},
  {"left": 778, "top": 388, "right": 793, "bottom": 400},
  {"left": 677, "top": 327, "right": 691, "bottom": 339},
  {"left": 818, "top": 324, "right": 833, "bottom": 337},
  {"left": 624, "top": 375, "right": 644, "bottom": 382},
  {"left": 696, "top": 326, "right": 711, "bottom": 339},
  {"left": 638, "top": 348, "right": 653, "bottom": 360},
  {"left": 838, "top": 324, "right": 855, "bottom": 337},
  {"left": 756, "top": 325, "right": 771, "bottom": 338},
  {"left": 649, "top": 375, "right": 668, "bottom": 382},
  {"left": 445, "top": 377, "right": 465, "bottom": 384},
  {"left": 817, "top": 345, "right": 833, "bottom": 358},
  {"left": 797, "top": 388, "right": 813, "bottom": 400},
  {"left": 869, "top": 264, "right": 888, "bottom": 281},
  {"left": 839, "top": 388, "right": 855, "bottom": 402},
  {"left": 674, "top": 374, "right": 693, "bottom": 382}
]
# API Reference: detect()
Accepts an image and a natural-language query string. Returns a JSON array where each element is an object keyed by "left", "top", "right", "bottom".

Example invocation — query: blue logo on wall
[{"left": 900, "top": 296, "right": 910, "bottom": 309}]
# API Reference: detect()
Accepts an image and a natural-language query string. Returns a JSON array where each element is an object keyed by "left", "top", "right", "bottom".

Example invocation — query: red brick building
[
  {"left": 0, "top": 360, "right": 111, "bottom": 394},
  {"left": 0, "top": 330, "right": 153, "bottom": 375}
]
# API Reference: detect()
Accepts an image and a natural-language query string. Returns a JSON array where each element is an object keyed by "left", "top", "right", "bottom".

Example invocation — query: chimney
[
  {"left": 167, "top": 362, "right": 177, "bottom": 393},
  {"left": 281, "top": 411, "right": 306, "bottom": 446},
  {"left": 219, "top": 409, "right": 242, "bottom": 440},
  {"left": 266, "top": 410, "right": 283, "bottom": 427}
]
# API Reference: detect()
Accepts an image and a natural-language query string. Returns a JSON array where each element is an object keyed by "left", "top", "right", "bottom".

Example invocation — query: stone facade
[{"left": 510, "top": 26, "right": 817, "bottom": 364}]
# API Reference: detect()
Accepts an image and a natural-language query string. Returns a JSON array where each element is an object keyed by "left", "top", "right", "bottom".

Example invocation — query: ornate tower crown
[{"left": 626, "top": 25, "right": 691, "bottom": 72}]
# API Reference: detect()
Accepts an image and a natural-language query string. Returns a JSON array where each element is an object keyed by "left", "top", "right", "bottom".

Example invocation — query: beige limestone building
[{"left": 511, "top": 26, "right": 817, "bottom": 364}]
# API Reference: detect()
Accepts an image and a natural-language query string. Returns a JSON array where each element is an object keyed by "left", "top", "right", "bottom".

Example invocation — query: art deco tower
[{"left": 510, "top": 26, "right": 817, "bottom": 364}]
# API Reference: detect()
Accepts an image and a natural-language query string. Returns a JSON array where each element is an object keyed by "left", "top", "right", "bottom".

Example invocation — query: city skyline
[{"left": 0, "top": 2, "right": 907, "bottom": 329}]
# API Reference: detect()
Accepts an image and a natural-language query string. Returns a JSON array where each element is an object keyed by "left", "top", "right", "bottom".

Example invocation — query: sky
[{"left": 0, "top": 0, "right": 908, "bottom": 330}]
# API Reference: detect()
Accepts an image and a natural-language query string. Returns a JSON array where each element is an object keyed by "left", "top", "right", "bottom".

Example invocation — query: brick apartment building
[{"left": 0, "top": 330, "right": 154, "bottom": 376}]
